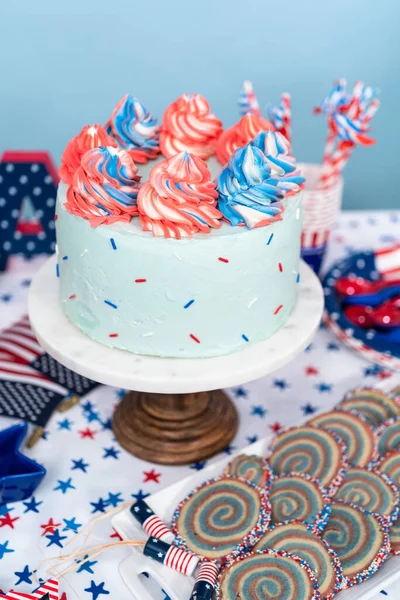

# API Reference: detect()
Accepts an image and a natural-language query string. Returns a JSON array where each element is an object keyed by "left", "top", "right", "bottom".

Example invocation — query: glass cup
[{"left": 299, "top": 163, "right": 344, "bottom": 275}]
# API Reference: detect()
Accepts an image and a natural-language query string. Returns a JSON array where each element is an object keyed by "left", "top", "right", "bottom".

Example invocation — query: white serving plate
[{"left": 112, "top": 378, "right": 400, "bottom": 600}]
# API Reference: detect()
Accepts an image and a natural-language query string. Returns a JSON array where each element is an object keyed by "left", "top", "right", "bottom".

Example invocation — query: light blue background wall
[{"left": 0, "top": 1, "right": 399, "bottom": 209}]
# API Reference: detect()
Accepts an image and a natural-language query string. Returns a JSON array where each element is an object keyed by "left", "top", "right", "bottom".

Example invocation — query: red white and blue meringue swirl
[
  {"left": 217, "top": 144, "right": 286, "bottom": 229},
  {"left": 216, "top": 113, "right": 273, "bottom": 166},
  {"left": 106, "top": 94, "right": 160, "bottom": 164},
  {"left": 137, "top": 151, "right": 222, "bottom": 239},
  {"left": 251, "top": 131, "right": 304, "bottom": 193},
  {"left": 59, "top": 124, "right": 118, "bottom": 185},
  {"left": 160, "top": 94, "right": 223, "bottom": 160},
  {"left": 65, "top": 146, "right": 141, "bottom": 227}
]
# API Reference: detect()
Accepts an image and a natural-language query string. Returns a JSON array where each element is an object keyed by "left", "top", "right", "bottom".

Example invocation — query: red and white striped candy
[
  {"left": 143, "top": 514, "right": 174, "bottom": 543},
  {"left": 195, "top": 561, "right": 219, "bottom": 585},
  {"left": 165, "top": 545, "right": 199, "bottom": 576}
]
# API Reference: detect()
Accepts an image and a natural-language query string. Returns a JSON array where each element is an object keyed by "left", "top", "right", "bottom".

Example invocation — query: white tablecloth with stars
[{"left": 0, "top": 210, "right": 399, "bottom": 600}]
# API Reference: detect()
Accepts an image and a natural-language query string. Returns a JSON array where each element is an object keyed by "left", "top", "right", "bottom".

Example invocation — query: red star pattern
[
  {"left": 40, "top": 517, "right": 61, "bottom": 536},
  {"left": 305, "top": 366, "right": 319, "bottom": 376},
  {"left": 269, "top": 421, "right": 283, "bottom": 433},
  {"left": 377, "top": 370, "right": 393, "bottom": 380},
  {"left": 143, "top": 468, "right": 161, "bottom": 483},
  {"left": 110, "top": 528, "right": 123, "bottom": 541},
  {"left": 0, "top": 513, "right": 19, "bottom": 529},
  {"left": 78, "top": 427, "right": 98, "bottom": 439}
]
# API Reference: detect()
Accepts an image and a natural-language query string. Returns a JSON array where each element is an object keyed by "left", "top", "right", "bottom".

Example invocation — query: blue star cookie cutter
[{"left": 0, "top": 421, "right": 46, "bottom": 506}]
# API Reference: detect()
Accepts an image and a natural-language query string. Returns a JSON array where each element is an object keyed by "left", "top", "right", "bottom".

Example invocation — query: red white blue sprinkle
[
  {"left": 297, "top": 273, "right": 300, "bottom": 283},
  {"left": 62, "top": 256, "right": 68, "bottom": 260},
  {"left": 135, "top": 278, "right": 147, "bottom": 283},
  {"left": 110, "top": 238, "right": 117, "bottom": 250},
  {"left": 278, "top": 262, "right": 283, "bottom": 272},
  {"left": 104, "top": 300, "right": 118, "bottom": 309},
  {"left": 218, "top": 257, "right": 229, "bottom": 263},
  {"left": 274, "top": 304, "right": 283, "bottom": 315},
  {"left": 109, "top": 333, "right": 119, "bottom": 338},
  {"left": 190, "top": 334, "right": 201, "bottom": 344},
  {"left": 69, "top": 294, "right": 76, "bottom": 300},
  {"left": 56, "top": 263, "right": 59, "bottom": 278},
  {"left": 242, "top": 334, "right": 249, "bottom": 342},
  {"left": 184, "top": 300, "right": 195, "bottom": 309},
  {"left": 267, "top": 233, "right": 274, "bottom": 245}
]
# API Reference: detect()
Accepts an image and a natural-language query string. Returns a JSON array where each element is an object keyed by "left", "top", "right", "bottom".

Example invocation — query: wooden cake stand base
[{"left": 112, "top": 390, "right": 238, "bottom": 465}]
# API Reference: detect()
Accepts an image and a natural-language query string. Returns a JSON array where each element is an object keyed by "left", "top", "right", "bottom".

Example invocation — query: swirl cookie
[
  {"left": 269, "top": 473, "right": 331, "bottom": 532},
  {"left": 307, "top": 409, "right": 378, "bottom": 468},
  {"left": 268, "top": 425, "right": 348, "bottom": 496},
  {"left": 224, "top": 455, "right": 272, "bottom": 490},
  {"left": 172, "top": 475, "right": 270, "bottom": 563},
  {"left": 322, "top": 500, "right": 390, "bottom": 585},
  {"left": 376, "top": 450, "right": 400, "bottom": 554},
  {"left": 217, "top": 548, "right": 321, "bottom": 600},
  {"left": 376, "top": 416, "right": 400, "bottom": 456},
  {"left": 254, "top": 522, "right": 344, "bottom": 599},
  {"left": 335, "top": 466, "right": 399, "bottom": 523},
  {"left": 339, "top": 388, "right": 400, "bottom": 428}
]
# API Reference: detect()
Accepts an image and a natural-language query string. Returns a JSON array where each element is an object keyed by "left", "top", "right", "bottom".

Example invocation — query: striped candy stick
[
  {"left": 189, "top": 561, "right": 219, "bottom": 600},
  {"left": 238, "top": 80, "right": 261, "bottom": 117},
  {"left": 130, "top": 500, "right": 174, "bottom": 543},
  {"left": 143, "top": 537, "right": 199, "bottom": 576}
]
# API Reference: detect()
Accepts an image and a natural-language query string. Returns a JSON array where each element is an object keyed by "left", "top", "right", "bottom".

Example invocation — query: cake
[{"left": 56, "top": 92, "right": 304, "bottom": 358}]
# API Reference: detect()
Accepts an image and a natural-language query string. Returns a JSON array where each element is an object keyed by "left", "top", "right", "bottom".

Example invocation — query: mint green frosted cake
[{"left": 56, "top": 93, "right": 304, "bottom": 358}]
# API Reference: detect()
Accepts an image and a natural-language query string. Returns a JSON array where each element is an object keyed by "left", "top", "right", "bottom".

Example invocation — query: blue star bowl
[{"left": 0, "top": 421, "right": 46, "bottom": 506}]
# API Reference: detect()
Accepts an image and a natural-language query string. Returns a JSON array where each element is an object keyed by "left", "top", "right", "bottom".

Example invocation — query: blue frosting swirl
[
  {"left": 252, "top": 131, "right": 305, "bottom": 192},
  {"left": 217, "top": 144, "right": 285, "bottom": 228},
  {"left": 106, "top": 94, "right": 160, "bottom": 156}
]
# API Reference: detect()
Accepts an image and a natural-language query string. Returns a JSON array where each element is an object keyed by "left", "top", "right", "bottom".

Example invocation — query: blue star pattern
[
  {"left": 14, "top": 564, "right": 33, "bottom": 585},
  {"left": 22, "top": 497, "right": 42, "bottom": 513},
  {"left": 131, "top": 489, "right": 150, "bottom": 503},
  {"left": 84, "top": 580, "right": 110, "bottom": 600},
  {"left": 90, "top": 498, "right": 109, "bottom": 514},
  {"left": 273, "top": 379, "right": 289, "bottom": 390},
  {"left": 106, "top": 492, "right": 123, "bottom": 507},
  {"left": 2, "top": 210, "right": 400, "bottom": 599},
  {"left": 247, "top": 435, "right": 258, "bottom": 444},
  {"left": 72, "top": 458, "right": 89, "bottom": 472},
  {"left": 233, "top": 387, "right": 247, "bottom": 398},
  {"left": 63, "top": 517, "right": 82, "bottom": 533},
  {"left": 54, "top": 478, "right": 76, "bottom": 494},
  {"left": 0, "top": 541, "right": 14, "bottom": 559},
  {"left": 301, "top": 403, "right": 318, "bottom": 415},
  {"left": 57, "top": 418, "right": 73, "bottom": 430},
  {"left": 251, "top": 405, "right": 267, "bottom": 417},
  {"left": 45, "top": 529, "right": 67, "bottom": 548},
  {"left": 103, "top": 446, "right": 120, "bottom": 459},
  {"left": 76, "top": 555, "right": 98, "bottom": 574},
  {"left": 190, "top": 461, "right": 207, "bottom": 471},
  {"left": 315, "top": 383, "right": 332, "bottom": 393}
]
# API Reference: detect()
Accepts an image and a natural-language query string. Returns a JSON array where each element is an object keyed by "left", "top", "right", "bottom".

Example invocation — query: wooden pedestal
[{"left": 112, "top": 390, "right": 238, "bottom": 465}]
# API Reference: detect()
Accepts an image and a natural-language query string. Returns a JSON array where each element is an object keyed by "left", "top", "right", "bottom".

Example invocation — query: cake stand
[{"left": 28, "top": 255, "right": 324, "bottom": 465}]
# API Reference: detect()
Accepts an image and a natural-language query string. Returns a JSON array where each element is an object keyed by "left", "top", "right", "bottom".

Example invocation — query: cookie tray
[{"left": 112, "top": 380, "right": 400, "bottom": 600}]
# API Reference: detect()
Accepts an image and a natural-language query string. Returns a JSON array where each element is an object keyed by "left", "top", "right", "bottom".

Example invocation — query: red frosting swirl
[
  {"left": 59, "top": 124, "right": 118, "bottom": 185},
  {"left": 137, "top": 152, "right": 222, "bottom": 239},
  {"left": 65, "top": 146, "right": 141, "bottom": 227},
  {"left": 160, "top": 94, "right": 223, "bottom": 160},
  {"left": 216, "top": 114, "right": 275, "bottom": 165}
]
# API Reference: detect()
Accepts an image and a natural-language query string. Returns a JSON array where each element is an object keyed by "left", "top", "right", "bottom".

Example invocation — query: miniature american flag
[{"left": 0, "top": 315, "right": 99, "bottom": 426}]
